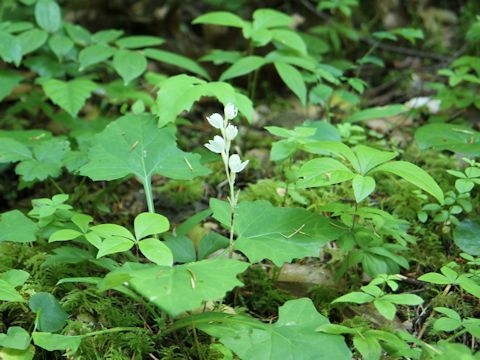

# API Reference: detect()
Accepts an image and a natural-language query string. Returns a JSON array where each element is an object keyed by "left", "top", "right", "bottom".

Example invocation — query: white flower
[
  {"left": 228, "top": 154, "right": 249, "bottom": 173},
  {"left": 224, "top": 103, "right": 238, "bottom": 120},
  {"left": 404, "top": 97, "right": 441, "bottom": 114},
  {"left": 207, "top": 113, "right": 224, "bottom": 129},
  {"left": 205, "top": 135, "right": 226, "bottom": 153},
  {"left": 225, "top": 124, "right": 238, "bottom": 141}
]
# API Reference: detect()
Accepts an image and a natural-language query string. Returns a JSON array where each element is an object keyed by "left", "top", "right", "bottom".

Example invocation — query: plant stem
[
  {"left": 84, "top": 327, "right": 144, "bottom": 338},
  {"left": 143, "top": 177, "right": 155, "bottom": 214}
]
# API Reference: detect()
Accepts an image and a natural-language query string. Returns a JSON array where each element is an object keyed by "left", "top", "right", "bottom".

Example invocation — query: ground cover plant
[{"left": 1, "top": 0, "right": 480, "bottom": 359}]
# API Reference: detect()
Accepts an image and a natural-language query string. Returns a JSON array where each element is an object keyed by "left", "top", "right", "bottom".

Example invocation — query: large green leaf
[
  {"left": 352, "top": 175, "right": 376, "bottom": 203},
  {"left": 144, "top": 49, "right": 210, "bottom": 79},
  {"left": 371, "top": 161, "right": 444, "bottom": 204},
  {"left": 155, "top": 74, "right": 253, "bottom": 126},
  {"left": 252, "top": 9, "right": 292, "bottom": 29},
  {"left": 0, "top": 138, "right": 31, "bottom": 163},
  {"left": 113, "top": 49, "right": 147, "bottom": 85},
  {"left": 116, "top": 258, "right": 248, "bottom": 316},
  {"left": 274, "top": 61, "right": 306, "bottom": 105},
  {"left": 32, "top": 333, "right": 81, "bottom": 354},
  {"left": 79, "top": 114, "right": 210, "bottom": 182},
  {"left": 415, "top": 123, "right": 480, "bottom": 156},
  {"left": 0, "top": 280, "right": 24, "bottom": 302},
  {"left": 271, "top": 29, "right": 307, "bottom": 54},
  {"left": 192, "top": 298, "right": 351, "bottom": 360},
  {"left": 42, "top": 78, "right": 97, "bottom": 117},
  {"left": 220, "top": 56, "right": 267, "bottom": 81},
  {"left": 211, "top": 199, "right": 344, "bottom": 265},
  {"left": 354, "top": 145, "right": 397, "bottom": 174},
  {"left": 0, "top": 210, "right": 36, "bottom": 243},
  {"left": 34, "top": 0, "right": 62, "bottom": 33},
  {"left": 28, "top": 292, "right": 68, "bottom": 332},
  {"left": 193, "top": 12, "right": 246, "bottom": 28},
  {"left": 453, "top": 219, "right": 480, "bottom": 256},
  {"left": 0, "top": 327, "right": 30, "bottom": 350}
]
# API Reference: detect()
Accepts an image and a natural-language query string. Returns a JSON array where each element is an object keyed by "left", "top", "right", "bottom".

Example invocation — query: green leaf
[
  {"left": 120, "top": 258, "right": 248, "bottom": 316},
  {"left": 271, "top": 29, "right": 307, "bottom": 54},
  {"left": 196, "top": 298, "right": 351, "bottom": 360},
  {"left": 32, "top": 333, "right": 81, "bottom": 354},
  {"left": 138, "top": 238, "right": 173, "bottom": 266},
  {"left": 302, "top": 141, "right": 359, "bottom": 170},
  {"left": 220, "top": 56, "right": 266, "bottom": 81},
  {"left": 352, "top": 175, "right": 375, "bottom": 203},
  {"left": 434, "top": 318, "right": 462, "bottom": 332},
  {"left": 28, "top": 292, "right": 67, "bottom": 332},
  {"left": 90, "top": 224, "right": 135, "bottom": 241},
  {"left": 274, "top": 61, "right": 306, "bottom": 105},
  {"left": 144, "top": 49, "right": 210, "bottom": 79},
  {"left": 418, "top": 272, "right": 451, "bottom": 285},
  {"left": 0, "top": 210, "right": 36, "bottom": 243},
  {"left": 371, "top": 161, "right": 444, "bottom": 204},
  {"left": 345, "top": 104, "right": 407, "bottom": 123},
  {"left": 113, "top": 49, "right": 147, "bottom": 85},
  {"left": 0, "top": 327, "right": 30, "bottom": 351},
  {"left": 374, "top": 299, "right": 396, "bottom": 320},
  {"left": 64, "top": 23, "right": 91, "bottom": 46},
  {"left": 48, "top": 229, "right": 83, "bottom": 242},
  {"left": 134, "top": 212, "right": 170, "bottom": 240},
  {"left": 0, "top": 70, "right": 23, "bottom": 102},
  {"left": 354, "top": 145, "right": 397, "bottom": 174},
  {"left": 0, "top": 138, "right": 31, "bottom": 163},
  {"left": 0, "top": 345, "right": 35, "bottom": 360},
  {"left": 78, "top": 44, "right": 115, "bottom": 71},
  {"left": 15, "top": 138, "right": 70, "bottom": 182},
  {"left": 91, "top": 29, "right": 124, "bottom": 44},
  {"left": 155, "top": 74, "right": 253, "bottom": 126},
  {"left": 17, "top": 29, "right": 48, "bottom": 55},
  {"left": 252, "top": 9, "right": 292, "bottom": 29},
  {"left": 192, "top": 12, "right": 246, "bottom": 28},
  {"left": 415, "top": 123, "right": 480, "bottom": 156},
  {"left": 353, "top": 334, "right": 382, "bottom": 360},
  {"left": 96, "top": 236, "right": 134, "bottom": 258},
  {"left": 211, "top": 200, "right": 344, "bottom": 265},
  {"left": 48, "top": 34, "right": 73, "bottom": 60},
  {"left": 333, "top": 292, "right": 374, "bottom": 304},
  {"left": 42, "top": 78, "right": 97, "bottom": 117},
  {"left": 382, "top": 294, "right": 424, "bottom": 305},
  {"left": 0, "top": 279, "right": 24, "bottom": 302},
  {"left": 79, "top": 114, "right": 210, "bottom": 182},
  {"left": 34, "top": 0, "right": 62, "bottom": 33},
  {"left": 297, "top": 158, "right": 355, "bottom": 188},
  {"left": 434, "top": 307, "right": 461, "bottom": 321},
  {"left": 0, "top": 31, "right": 22, "bottom": 66},
  {"left": 0, "top": 270, "right": 30, "bottom": 288},
  {"left": 115, "top": 35, "right": 164, "bottom": 49},
  {"left": 453, "top": 219, "right": 480, "bottom": 256}
]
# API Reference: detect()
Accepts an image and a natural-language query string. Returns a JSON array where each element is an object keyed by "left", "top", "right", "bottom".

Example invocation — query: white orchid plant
[{"left": 205, "top": 103, "right": 248, "bottom": 257}]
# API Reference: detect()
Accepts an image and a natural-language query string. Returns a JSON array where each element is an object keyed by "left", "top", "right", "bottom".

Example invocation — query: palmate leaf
[
  {"left": 79, "top": 114, "right": 210, "bottom": 183},
  {"left": 211, "top": 200, "right": 344, "bottom": 265},
  {"left": 42, "top": 78, "right": 97, "bottom": 117},
  {"left": 115, "top": 258, "right": 248, "bottom": 316},
  {"left": 190, "top": 298, "right": 351, "bottom": 360},
  {"left": 156, "top": 74, "right": 253, "bottom": 126}
]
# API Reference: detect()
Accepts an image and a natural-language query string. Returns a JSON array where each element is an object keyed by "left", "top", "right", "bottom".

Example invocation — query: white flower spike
[
  {"left": 205, "top": 135, "right": 226, "bottom": 154},
  {"left": 224, "top": 103, "right": 238, "bottom": 120},
  {"left": 229, "top": 154, "right": 249, "bottom": 173},
  {"left": 207, "top": 113, "right": 224, "bottom": 129},
  {"left": 225, "top": 124, "right": 238, "bottom": 141}
]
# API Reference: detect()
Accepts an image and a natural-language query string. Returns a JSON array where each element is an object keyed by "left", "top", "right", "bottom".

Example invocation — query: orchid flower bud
[
  {"left": 205, "top": 135, "right": 226, "bottom": 154},
  {"left": 228, "top": 154, "right": 249, "bottom": 173},
  {"left": 207, "top": 113, "right": 224, "bottom": 129},
  {"left": 224, "top": 103, "right": 238, "bottom": 120},
  {"left": 225, "top": 124, "right": 238, "bottom": 141}
]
